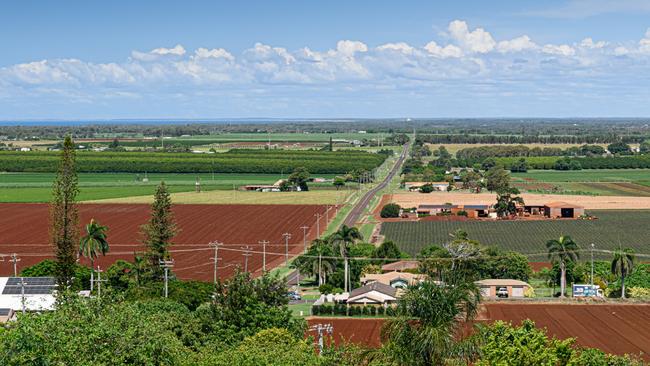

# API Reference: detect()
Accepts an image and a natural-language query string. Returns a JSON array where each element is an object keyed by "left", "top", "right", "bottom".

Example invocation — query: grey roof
[
  {"left": 418, "top": 204, "right": 457, "bottom": 209},
  {"left": 464, "top": 205, "right": 489, "bottom": 210},
  {"left": 0, "top": 308, "right": 12, "bottom": 316},
  {"left": 2, "top": 277, "right": 56, "bottom": 295},
  {"left": 349, "top": 282, "right": 398, "bottom": 298}
]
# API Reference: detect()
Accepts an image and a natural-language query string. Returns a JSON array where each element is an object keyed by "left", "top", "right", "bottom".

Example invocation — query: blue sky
[{"left": 1, "top": 0, "right": 650, "bottom": 119}]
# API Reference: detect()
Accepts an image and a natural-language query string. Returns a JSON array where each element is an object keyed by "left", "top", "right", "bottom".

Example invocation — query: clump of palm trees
[
  {"left": 79, "top": 219, "right": 110, "bottom": 291},
  {"left": 293, "top": 225, "right": 363, "bottom": 292},
  {"left": 611, "top": 247, "right": 635, "bottom": 299}
]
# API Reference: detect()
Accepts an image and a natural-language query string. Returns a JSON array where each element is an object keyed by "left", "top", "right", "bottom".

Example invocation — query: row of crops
[
  {"left": 0, "top": 150, "right": 387, "bottom": 174},
  {"left": 495, "top": 155, "right": 650, "bottom": 170},
  {"left": 381, "top": 210, "right": 650, "bottom": 260}
]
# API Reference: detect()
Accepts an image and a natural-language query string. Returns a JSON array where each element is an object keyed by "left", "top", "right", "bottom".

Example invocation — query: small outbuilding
[
  {"left": 543, "top": 202, "right": 585, "bottom": 219},
  {"left": 0, "top": 277, "right": 57, "bottom": 313},
  {"left": 476, "top": 279, "right": 531, "bottom": 298}
]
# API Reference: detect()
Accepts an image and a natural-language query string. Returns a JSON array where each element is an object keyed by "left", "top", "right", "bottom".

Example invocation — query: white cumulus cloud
[{"left": 447, "top": 20, "right": 496, "bottom": 53}]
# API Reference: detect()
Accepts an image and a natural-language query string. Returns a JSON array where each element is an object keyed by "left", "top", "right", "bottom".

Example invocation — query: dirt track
[
  {"left": 383, "top": 192, "right": 650, "bottom": 210},
  {"left": 0, "top": 203, "right": 329, "bottom": 281}
]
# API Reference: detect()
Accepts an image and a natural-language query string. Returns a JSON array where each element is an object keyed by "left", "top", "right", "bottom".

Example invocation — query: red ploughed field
[
  {"left": 0, "top": 203, "right": 329, "bottom": 282},
  {"left": 309, "top": 303, "right": 650, "bottom": 359}
]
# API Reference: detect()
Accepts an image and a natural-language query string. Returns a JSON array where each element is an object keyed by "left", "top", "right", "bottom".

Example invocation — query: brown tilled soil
[
  {"left": 311, "top": 303, "right": 650, "bottom": 359},
  {"left": 0, "top": 203, "right": 329, "bottom": 281},
  {"left": 383, "top": 192, "right": 650, "bottom": 210}
]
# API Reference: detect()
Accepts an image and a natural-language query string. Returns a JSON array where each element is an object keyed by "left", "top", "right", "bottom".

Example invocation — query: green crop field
[
  {"left": 381, "top": 210, "right": 650, "bottom": 260},
  {"left": 511, "top": 169, "right": 650, "bottom": 183},
  {"left": 0, "top": 172, "right": 338, "bottom": 202}
]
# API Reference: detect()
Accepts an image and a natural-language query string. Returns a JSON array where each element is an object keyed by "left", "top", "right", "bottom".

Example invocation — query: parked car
[
  {"left": 287, "top": 291, "right": 302, "bottom": 301},
  {"left": 496, "top": 287, "right": 508, "bottom": 298}
]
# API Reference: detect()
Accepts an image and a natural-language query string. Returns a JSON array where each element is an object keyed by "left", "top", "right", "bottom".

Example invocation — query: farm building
[
  {"left": 0, "top": 277, "right": 57, "bottom": 313},
  {"left": 381, "top": 260, "right": 420, "bottom": 273},
  {"left": 476, "top": 279, "right": 530, "bottom": 298},
  {"left": 360, "top": 271, "right": 426, "bottom": 288},
  {"left": 404, "top": 182, "right": 449, "bottom": 191},
  {"left": 347, "top": 282, "right": 399, "bottom": 305},
  {"left": 416, "top": 204, "right": 491, "bottom": 218},
  {"left": 543, "top": 201, "right": 585, "bottom": 218}
]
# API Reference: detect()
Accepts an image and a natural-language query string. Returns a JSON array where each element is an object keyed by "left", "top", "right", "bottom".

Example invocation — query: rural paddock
[
  {"left": 0, "top": 203, "right": 330, "bottom": 281},
  {"left": 381, "top": 192, "right": 650, "bottom": 210},
  {"left": 309, "top": 303, "right": 650, "bottom": 359}
]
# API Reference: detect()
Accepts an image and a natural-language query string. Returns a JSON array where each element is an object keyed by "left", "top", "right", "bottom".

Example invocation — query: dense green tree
[
  {"left": 546, "top": 235, "right": 580, "bottom": 297},
  {"left": 607, "top": 141, "right": 632, "bottom": 155},
  {"left": 79, "top": 218, "right": 110, "bottom": 291},
  {"left": 611, "top": 248, "right": 635, "bottom": 299},
  {"left": 333, "top": 176, "right": 346, "bottom": 190},
  {"left": 141, "top": 182, "right": 177, "bottom": 275},
  {"left": 50, "top": 135, "right": 80, "bottom": 287},
  {"left": 197, "top": 270, "right": 304, "bottom": 343},
  {"left": 510, "top": 158, "right": 528, "bottom": 172},
  {"left": 419, "top": 183, "right": 434, "bottom": 193},
  {"left": 494, "top": 186, "right": 524, "bottom": 217},
  {"left": 485, "top": 166, "right": 510, "bottom": 192},
  {"left": 374, "top": 241, "right": 402, "bottom": 262},
  {"left": 380, "top": 203, "right": 401, "bottom": 218},
  {"left": 288, "top": 166, "right": 310, "bottom": 191},
  {"left": 293, "top": 239, "right": 337, "bottom": 286}
]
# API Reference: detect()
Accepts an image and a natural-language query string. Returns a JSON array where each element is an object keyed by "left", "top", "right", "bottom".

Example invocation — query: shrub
[
  {"left": 456, "top": 210, "right": 468, "bottom": 217},
  {"left": 319, "top": 284, "right": 334, "bottom": 294},
  {"left": 628, "top": 287, "right": 650, "bottom": 299},
  {"left": 419, "top": 184, "right": 434, "bottom": 193},
  {"left": 380, "top": 203, "right": 401, "bottom": 218},
  {"left": 311, "top": 305, "right": 320, "bottom": 316}
]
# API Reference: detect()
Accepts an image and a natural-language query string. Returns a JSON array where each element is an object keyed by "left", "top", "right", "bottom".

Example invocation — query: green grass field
[
  {"left": 0, "top": 172, "right": 338, "bottom": 202},
  {"left": 511, "top": 169, "right": 650, "bottom": 183},
  {"left": 380, "top": 210, "right": 650, "bottom": 260}
]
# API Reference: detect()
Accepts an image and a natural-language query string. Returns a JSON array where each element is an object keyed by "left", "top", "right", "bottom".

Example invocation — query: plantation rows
[
  {"left": 0, "top": 150, "right": 386, "bottom": 174},
  {"left": 381, "top": 210, "right": 650, "bottom": 260},
  {"left": 495, "top": 155, "right": 650, "bottom": 170}
]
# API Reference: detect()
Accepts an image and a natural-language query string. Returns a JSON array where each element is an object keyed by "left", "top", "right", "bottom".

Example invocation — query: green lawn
[{"left": 381, "top": 210, "right": 650, "bottom": 260}]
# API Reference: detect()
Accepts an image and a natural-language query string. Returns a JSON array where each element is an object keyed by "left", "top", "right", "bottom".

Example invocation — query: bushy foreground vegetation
[{"left": 0, "top": 149, "right": 386, "bottom": 174}]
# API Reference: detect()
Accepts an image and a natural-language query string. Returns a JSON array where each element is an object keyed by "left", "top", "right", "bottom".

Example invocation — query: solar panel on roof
[
  {"left": 2, "top": 277, "right": 57, "bottom": 295},
  {"left": 0, "top": 308, "right": 11, "bottom": 316}
]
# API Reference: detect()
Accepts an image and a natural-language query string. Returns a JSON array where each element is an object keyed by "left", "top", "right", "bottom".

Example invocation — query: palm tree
[
  {"left": 611, "top": 247, "right": 635, "bottom": 299},
  {"left": 546, "top": 235, "right": 579, "bottom": 297},
  {"left": 330, "top": 225, "right": 363, "bottom": 292},
  {"left": 293, "top": 239, "right": 337, "bottom": 286},
  {"left": 381, "top": 273, "right": 482, "bottom": 365},
  {"left": 79, "top": 219, "right": 109, "bottom": 291}
]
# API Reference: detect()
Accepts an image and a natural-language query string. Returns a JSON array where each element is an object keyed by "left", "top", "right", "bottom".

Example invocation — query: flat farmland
[
  {"left": 511, "top": 169, "right": 650, "bottom": 183},
  {"left": 511, "top": 169, "right": 650, "bottom": 196},
  {"left": 0, "top": 172, "right": 296, "bottom": 202},
  {"left": 483, "top": 303, "right": 650, "bottom": 358},
  {"left": 0, "top": 203, "right": 330, "bottom": 281},
  {"left": 92, "top": 189, "right": 352, "bottom": 205},
  {"left": 316, "top": 304, "right": 650, "bottom": 358},
  {"left": 385, "top": 192, "right": 650, "bottom": 210},
  {"left": 307, "top": 317, "right": 385, "bottom": 347},
  {"left": 381, "top": 210, "right": 650, "bottom": 259}
]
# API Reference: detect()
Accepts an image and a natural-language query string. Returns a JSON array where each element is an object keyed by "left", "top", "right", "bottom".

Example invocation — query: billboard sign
[{"left": 573, "top": 284, "right": 597, "bottom": 297}]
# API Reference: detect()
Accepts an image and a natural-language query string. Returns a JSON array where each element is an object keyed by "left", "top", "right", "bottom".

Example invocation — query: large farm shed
[{"left": 0, "top": 203, "right": 329, "bottom": 282}]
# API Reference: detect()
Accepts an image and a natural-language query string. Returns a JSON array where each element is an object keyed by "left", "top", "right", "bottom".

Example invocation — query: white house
[
  {"left": 346, "top": 282, "right": 398, "bottom": 305},
  {"left": 0, "top": 277, "right": 57, "bottom": 312}
]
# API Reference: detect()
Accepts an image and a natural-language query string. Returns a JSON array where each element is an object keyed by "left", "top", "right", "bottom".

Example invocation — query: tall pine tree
[
  {"left": 50, "top": 136, "right": 79, "bottom": 287},
  {"left": 141, "top": 181, "right": 177, "bottom": 276}
]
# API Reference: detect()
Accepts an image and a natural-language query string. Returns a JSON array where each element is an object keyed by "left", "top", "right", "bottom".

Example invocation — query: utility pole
[
  {"left": 11, "top": 253, "right": 20, "bottom": 277},
  {"left": 94, "top": 265, "right": 107, "bottom": 299},
  {"left": 242, "top": 246, "right": 252, "bottom": 273},
  {"left": 159, "top": 260, "right": 174, "bottom": 298},
  {"left": 300, "top": 226, "right": 309, "bottom": 254},
  {"left": 314, "top": 213, "right": 322, "bottom": 239},
  {"left": 209, "top": 241, "right": 223, "bottom": 284},
  {"left": 259, "top": 240, "right": 269, "bottom": 271},
  {"left": 309, "top": 323, "right": 333, "bottom": 354},
  {"left": 590, "top": 243, "right": 595, "bottom": 287},
  {"left": 20, "top": 277, "right": 25, "bottom": 315},
  {"left": 282, "top": 233, "right": 292, "bottom": 266},
  {"left": 325, "top": 205, "right": 330, "bottom": 224}
]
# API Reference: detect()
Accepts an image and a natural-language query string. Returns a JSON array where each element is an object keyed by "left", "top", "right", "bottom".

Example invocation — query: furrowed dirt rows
[
  {"left": 310, "top": 304, "right": 650, "bottom": 359},
  {"left": 0, "top": 203, "right": 331, "bottom": 281}
]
